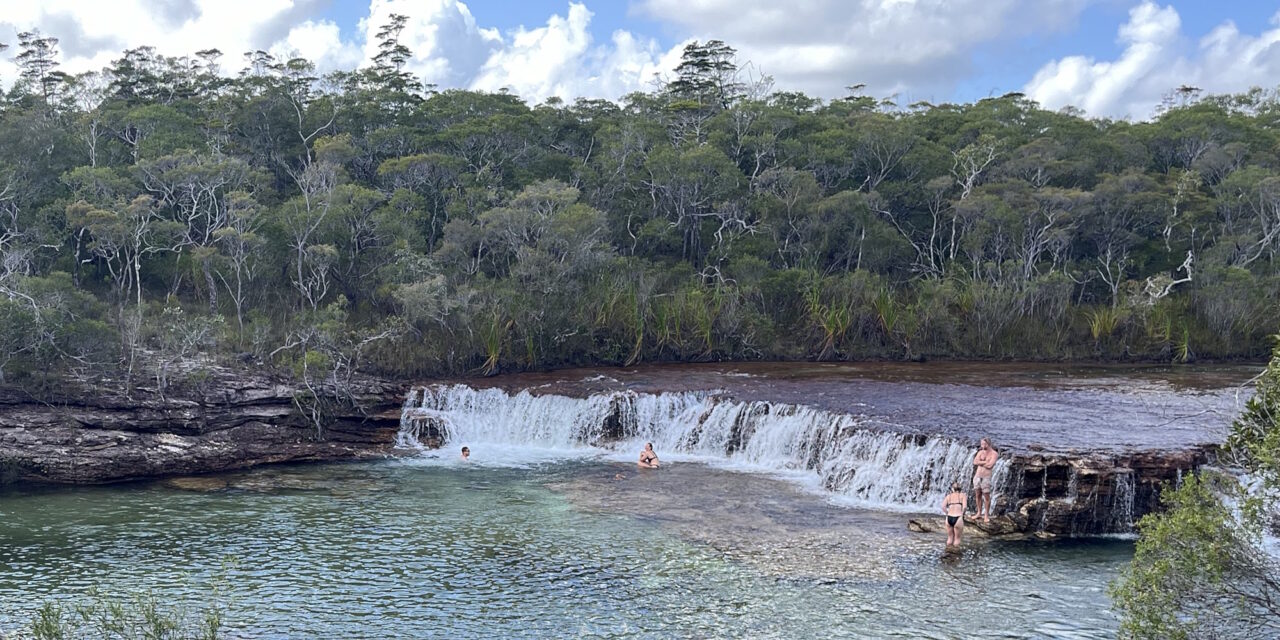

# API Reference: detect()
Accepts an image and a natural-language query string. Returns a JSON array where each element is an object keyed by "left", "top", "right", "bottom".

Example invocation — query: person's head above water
[
  {"left": 461, "top": 446, "right": 470, "bottom": 459},
  {"left": 644, "top": 442, "right": 654, "bottom": 451}
]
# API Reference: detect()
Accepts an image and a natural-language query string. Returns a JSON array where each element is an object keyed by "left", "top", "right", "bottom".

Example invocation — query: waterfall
[
  {"left": 401, "top": 384, "right": 997, "bottom": 512},
  {"left": 396, "top": 390, "right": 429, "bottom": 450},
  {"left": 1108, "top": 470, "right": 1136, "bottom": 532}
]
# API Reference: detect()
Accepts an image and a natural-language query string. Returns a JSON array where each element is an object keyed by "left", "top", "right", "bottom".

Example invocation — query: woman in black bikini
[
  {"left": 638, "top": 442, "right": 660, "bottom": 468},
  {"left": 942, "top": 482, "right": 967, "bottom": 549}
]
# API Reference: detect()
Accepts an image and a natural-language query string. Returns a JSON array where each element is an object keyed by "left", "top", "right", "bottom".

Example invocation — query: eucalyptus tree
[
  {"left": 664, "top": 40, "right": 744, "bottom": 146},
  {"left": 212, "top": 191, "right": 265, "bottom": 338},
  {"left": 136, "top": 151, "right": 256, "bottom": 306},
  {"left": 1085, "top": 172, "right": 1164, "bottom": 305},
  {"left": 14, "top": 30, "right": 68, "bottom": 107},
  {"left": 641, "top": 143, "right": 743, "bottom": 265}
]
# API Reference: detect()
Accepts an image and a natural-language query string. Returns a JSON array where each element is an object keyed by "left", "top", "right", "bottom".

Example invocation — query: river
[{"left": 0, "top": 362, "right": 1258, "bottom": 638}]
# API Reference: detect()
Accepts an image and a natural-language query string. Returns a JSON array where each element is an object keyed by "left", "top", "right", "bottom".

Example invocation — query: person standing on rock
[
  {"left": 972, "top": 438, "right": 998, "bottom": 522},
  {"left": 942, "top": 482, "right": 968, "bottom": 549}
]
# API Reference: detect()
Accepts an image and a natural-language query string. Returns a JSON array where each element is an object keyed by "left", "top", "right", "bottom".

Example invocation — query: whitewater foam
[{"left": 400, "top": 384, "right": 1013, "bottom": 514}]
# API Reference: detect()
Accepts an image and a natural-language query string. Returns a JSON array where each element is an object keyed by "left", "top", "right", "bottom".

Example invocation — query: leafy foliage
[
  {"left": 1112, "top": 342, "right": 1280, "bottom": 639},
  {"left": 22, "top": 587, "right": 225, "bottom": 640},
  {"left": 1226, "top": 337, "right": 1280, "bottom": 488},
  {"left": 1111, "top": 473, "right": 1280, "bottom": 640},
  {"left": 0, "top": 21, "right": 1279, "bottom": 389}
]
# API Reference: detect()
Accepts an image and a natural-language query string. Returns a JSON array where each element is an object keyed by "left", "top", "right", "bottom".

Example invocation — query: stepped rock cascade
[{"left": 399, "top": 383, "right": 1208, "bottom": 535}]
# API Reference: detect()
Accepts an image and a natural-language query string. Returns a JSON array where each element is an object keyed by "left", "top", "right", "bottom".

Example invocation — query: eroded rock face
[
  {"left": 0, "top": 369, "right": 409, "bottom": 484},
  {"left": 990, "top": 448, "right": 1210, "bottom": 536}
]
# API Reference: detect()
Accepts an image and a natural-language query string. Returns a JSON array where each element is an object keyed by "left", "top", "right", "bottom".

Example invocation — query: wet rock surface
[
  {"left": 991, "top": 448, "right": 1211, "bottom": 536},
  {"left": 549, "top": 463, "right": 942, "bottom": 582},
  {"left": 904, "top": 448, "right": 1211, "bottom": 537},
  {"left": 0, "top": 368, "right": 408, "bottom": 484}
]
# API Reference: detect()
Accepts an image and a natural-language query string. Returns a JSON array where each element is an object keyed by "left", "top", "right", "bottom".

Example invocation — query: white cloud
[
  {"left": 0, "top": 0, "right": 333, "bottom": 86},
  {"left": 0, "top": 0, "right": 1101, "bottom": 107},
  {"left": 632, "top": 0, "right": 1095, "bottom": 101},
  {"left": 356, "top": 0, "right": 501, "bottom": 89},
  {"left": 469, "top": 3, "right": 679, "bottom": 102},
  {"left": 0, "top": 0, "right": 674, "bottom": 103},
  {"left": 1026, "top": 2, "right": 1280, "bottom": 120},
  {"left": 271, "top": 20, "right": 362, "bottom": 72},
  {"left": 21, "top": 0, "right": 1249, "bottom": 114}
]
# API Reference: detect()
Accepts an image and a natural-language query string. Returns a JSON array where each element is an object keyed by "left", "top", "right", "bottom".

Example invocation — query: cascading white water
[
  {"left": 400, "top": 384, "right": 1007, "bottom": 512},
  {"left": 1108, "top": 470, "right": 1136, "bottom": 532}
]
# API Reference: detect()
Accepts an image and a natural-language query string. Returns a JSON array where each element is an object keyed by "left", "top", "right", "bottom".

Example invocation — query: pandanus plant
[
  {"left": 478, "top": 312, "right": 511, "bottom": 376},
  {"left": 806, "top": 279, "right": 851, "bottom": 361}
]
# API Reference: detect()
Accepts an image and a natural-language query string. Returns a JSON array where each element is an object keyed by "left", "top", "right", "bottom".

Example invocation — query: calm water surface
[{"left": 1, "top": 458, "right": 1131, "bottom": 639}]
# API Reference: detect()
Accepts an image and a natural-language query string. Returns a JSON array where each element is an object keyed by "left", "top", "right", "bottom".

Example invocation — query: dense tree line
[{"left": 1, "top": 21, "right": 1278, "bottom": 391}]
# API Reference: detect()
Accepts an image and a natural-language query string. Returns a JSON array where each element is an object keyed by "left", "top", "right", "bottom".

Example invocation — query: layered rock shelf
[
  {"left": 0, "top": 370, "right": 408, "bottom": 484},
  {"left": 985, "top": 448, "right": 1210, "bottom": 536},
  {"left": 401, "top": 384, "right": 1218, "bottom": 537}
]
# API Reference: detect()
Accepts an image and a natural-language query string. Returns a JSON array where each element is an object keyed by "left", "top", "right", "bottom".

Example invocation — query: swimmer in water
[
  {"left": 942, "top": 481, "right": 968, "bottom": 550},
  {"left": 638, "top": 442, "right": 659, "bottom": 469},
  {"left": 460, "top": 446, "right": 470, "bottom": 462}
]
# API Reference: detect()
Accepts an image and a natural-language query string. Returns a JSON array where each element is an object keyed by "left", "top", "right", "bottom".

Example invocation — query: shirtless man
[
  {"left": 460, "top": 446, "right": 470, "bottom": 462},
  {"left": 638, "top": 443, "right": 660, "bottom": 469},
  {"left": 972, "top": 438, "right": 997, "bottom": 522}
]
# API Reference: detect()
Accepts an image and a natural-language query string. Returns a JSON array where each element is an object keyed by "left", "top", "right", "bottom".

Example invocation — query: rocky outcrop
[
  {"left": 0, "top": 369, "right": 409, "bottom": 484},
  {"left": 988, "top": 448, "right": 1210, "bottom": 536},
  {"left": 910, "top": 449, "right": 1211, "bottom": 537}
]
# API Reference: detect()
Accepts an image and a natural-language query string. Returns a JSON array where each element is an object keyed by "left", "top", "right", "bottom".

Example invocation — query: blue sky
[
  {"left": 2, "top": 0, "right": 1279, "bottom": 119},
  {"left": 955, "top": 1, "right": 1280, "bottom": 101},
  {"left": 307, "top": 0, "right": 1280, "bottom": 112}
]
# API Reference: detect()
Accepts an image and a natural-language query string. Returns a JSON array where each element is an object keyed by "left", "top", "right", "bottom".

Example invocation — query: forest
[{"left": 1, "top": 18, "right": 1278, "bottom": 392}]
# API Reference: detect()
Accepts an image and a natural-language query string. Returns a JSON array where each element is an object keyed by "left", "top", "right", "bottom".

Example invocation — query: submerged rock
[
  {"left": 907, "top": 515, "right": 1027, "bottom": 538},
  {"left": 907, "top": 518, "right": 935, "bottom": 533},
  {"left": 162, "top": 476, "right": 230, "bottom": 492}
]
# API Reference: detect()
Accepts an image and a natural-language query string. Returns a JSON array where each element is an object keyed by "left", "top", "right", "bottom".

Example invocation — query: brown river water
[{"left": 421, "top": 361, "right": 1258, "bottom": 453}]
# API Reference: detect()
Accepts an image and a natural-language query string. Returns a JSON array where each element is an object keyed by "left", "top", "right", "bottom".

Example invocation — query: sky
[{"left": 0, "top": 0, "right": 1278, "bottom": 120}]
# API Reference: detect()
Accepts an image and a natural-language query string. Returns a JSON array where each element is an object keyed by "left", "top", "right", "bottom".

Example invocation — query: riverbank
[{"left": 0, "top": 367, "right": 407, "bottom": 485}]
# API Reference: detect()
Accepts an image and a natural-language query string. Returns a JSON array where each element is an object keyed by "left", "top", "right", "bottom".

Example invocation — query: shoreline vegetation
[{"left": 0, "top": 26, "right": 1276, "bottom": 397}]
